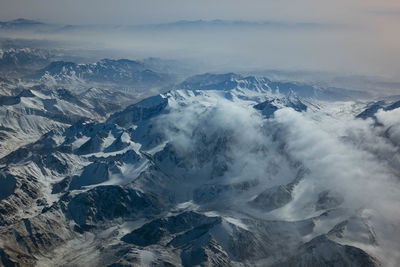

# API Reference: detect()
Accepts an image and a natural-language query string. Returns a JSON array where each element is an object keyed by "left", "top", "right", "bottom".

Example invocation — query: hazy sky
[
  {"left": 1, "top": 0, "right": 400, "bottom": 80},
  {"left": 0, "top": 0, "right": 399, "bottom": 25}
]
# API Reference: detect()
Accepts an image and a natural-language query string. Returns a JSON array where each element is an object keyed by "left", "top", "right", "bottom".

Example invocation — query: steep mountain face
[
  {"left": 254, "top": 92, "right": 308, "bottom": 118},
  {"left": 357, "top": 98, "right": 400, "bottom": 119},
  {"left": 0, "top": 19, "right": 47, "bottom": 31},
  {"left": 1, "top": 69, "right": 399, "bottom": 267},
  {"left": 178, "top": 73, "right": 367, "bottom": 100},
  {"left": 0, "top": 78, "right": 137, "bottom": 158},
  {"left": 0, "top": 48, "right": 51, "bottom": 68},
  {"left": 0, "top": 48, "right": 55, "bottom": 77},
  {"left": 35, "top": 59, "right": 177, "bottom": 93}
]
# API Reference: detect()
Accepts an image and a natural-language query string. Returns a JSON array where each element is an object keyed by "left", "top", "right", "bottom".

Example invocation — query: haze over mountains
[
  {"left": 2, "top": 16, "right": 400, "bottom": 91},
  {"left": 0, "top": 4, "right": 400, "bottom": 266}
]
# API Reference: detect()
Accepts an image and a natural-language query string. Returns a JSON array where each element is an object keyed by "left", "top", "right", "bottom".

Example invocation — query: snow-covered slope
[
  {"left": 0, "top": 48, "right": 55, "bottom": 78},
  {"left": 178, "top": 73, "right": 367, "bottom": 100},
  {"left": 0, "top": 78, "right": 137, "bottom": 158},
  {"left": 356, "top": 98, "right": 400, "bottom": 119},
  {"left": 35, "top": 58, "right": 177, "bottom": 93}
]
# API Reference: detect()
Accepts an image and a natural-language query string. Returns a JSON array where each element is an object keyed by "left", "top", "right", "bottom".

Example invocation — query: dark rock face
[
  {"left": 357, "top": 100, "right": 400, "bottom": 119},
  {"left": 254, "top": 100, "right": 279, "bottom": 117},
  {"left": 107, "top": 95, "right": 168, "bottom": 128},
  {"left": 179, "top": 237, "right": 232, "bottom": 267},
  {"left": 67, "top": 185, "right": 163, "bottom": 226},
  {"left": 0, "top": 173, "right": 17, "bottom": 201},
  {"left": 121, "top": 211, "right": 319, "bottom": 266},
  {"left": 316, "top": 190, "right": 344, "bottom": 211},
  {"left": 356, "top": 101, "right": 386, "bottom": 119},
  {"left": 104, "top": 134, "right": 130, "bottom": 153},
  {"left": 0, "top": 248, "right": 19, "bottom": 267},
  {"left": 254, "top": 95, "right": 307, "bottom": 118},
  {"left": 275, "top": 235, "right": 379, "bottom": 267},
  {"left": 249, "top": 184, "right": 293, "bottom": 212},
  {"left": 39, "top": 153, "right": 70, "bottom": 175},
  {"left": 69, "top": 162, "right": 110, "bottom": 190},
  {"left": 122, "top": 211, "right": 221, "bottom": 246},
  {"left": 193, "top": 180, "right": 259, "bottom": 204},
  {"left": 122, "top": 211, "right": 232, "bottom": 266},
  {"left": 0, "top": 89, "right": 35, "bottom": 106},
  {"left": 51, "top": 176, "right": 72, "bottom": 194},
  {"left": 76, "top": 133, "right": 107, "bottom": 155},
  {"left": 386, "top": 100, "right": 400, "bottom": 111}
]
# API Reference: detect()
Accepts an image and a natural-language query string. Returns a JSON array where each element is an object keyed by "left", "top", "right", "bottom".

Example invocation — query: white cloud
[{"left": 154, "top": 93, "right": 400, "bottom": 265}]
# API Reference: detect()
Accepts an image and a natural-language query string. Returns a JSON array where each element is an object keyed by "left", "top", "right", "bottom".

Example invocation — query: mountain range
[
  {"left": 0, "top": 48, "right": 399, "bottom": 266},
  {"left": 0, "top": 18, "right": 331, "bottom": 34}
]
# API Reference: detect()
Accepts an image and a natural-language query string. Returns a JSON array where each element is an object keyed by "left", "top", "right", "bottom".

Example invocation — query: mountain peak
[{"left": 10, "top": 18, "right": 42, "bottom": 24}]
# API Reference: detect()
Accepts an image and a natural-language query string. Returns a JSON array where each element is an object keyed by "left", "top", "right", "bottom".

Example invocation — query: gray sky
[
  {"left": 0, "top": 0, "right": 398, "bottom": 25},
  {"left": 1, "top": 0, "right": 400, "bottom": 80}
]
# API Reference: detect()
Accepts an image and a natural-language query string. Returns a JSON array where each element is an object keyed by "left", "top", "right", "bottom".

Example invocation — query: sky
[
  {"left": 0, "top": 0, "right": 399, "bottom": 25},
  {"left": 1, "top": 0, "right": 400, "bottom": 81}
]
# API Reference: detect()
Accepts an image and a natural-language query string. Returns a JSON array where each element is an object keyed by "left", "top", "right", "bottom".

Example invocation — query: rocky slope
[{"left": 35, "top": 58, "right": 177, "bottom": 93}]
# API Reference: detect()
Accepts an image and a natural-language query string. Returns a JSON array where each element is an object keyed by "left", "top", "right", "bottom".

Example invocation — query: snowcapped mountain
[
  {"left": 177, "top": 73, "right": 368, "bottom": 100},
  {"left": 1, "top": 69, "right": 399, "bottom": 266},
  {"left": 0, "top": 48, "right": 51, "bottom": 67},
  {"left": 0, "top": 77, "right": 138, "bottom": 158},
  {"left": 0, "top": 18, "right": 326, "bottom": 34},
  {"left": 0, "top": 18, "right": 46, "bottom": 31},
  {"left": 356, "top": 98, "right": 400, "bottom": 119},
  {"left": 35, "top": 58, "right": 177, "bottom": 92},
  {"left": 0, "top": 48, "right": 55, "bottom": 77}
]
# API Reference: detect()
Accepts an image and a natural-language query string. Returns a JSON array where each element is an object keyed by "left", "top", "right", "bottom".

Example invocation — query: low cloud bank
[{"left": 155, "top": 92, "right": 400, "bottom": 265}]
